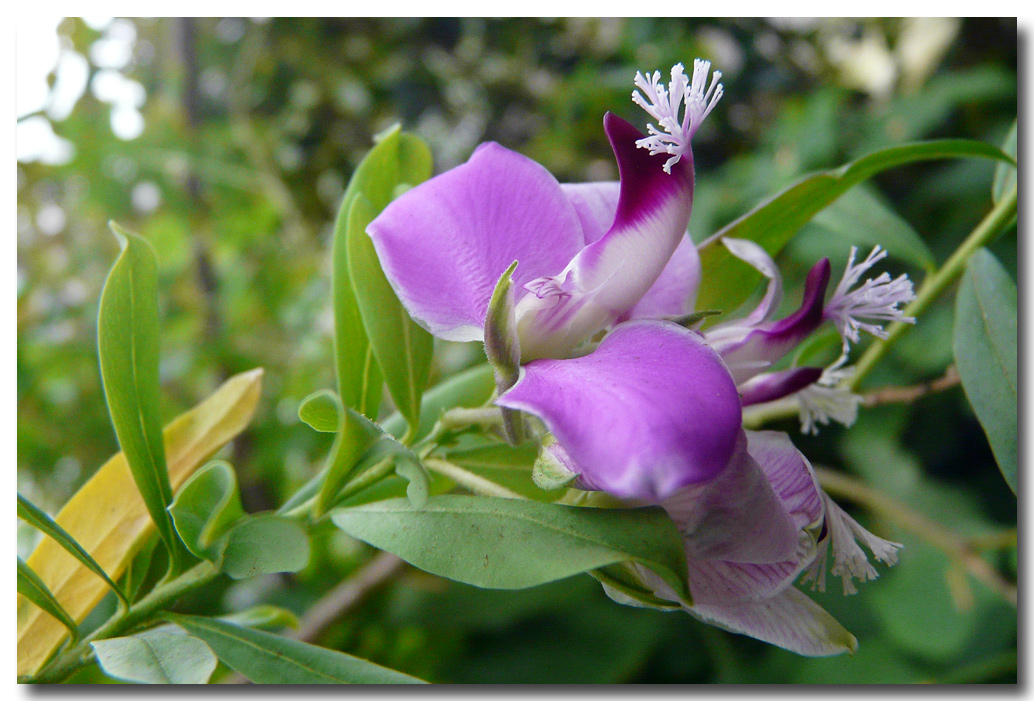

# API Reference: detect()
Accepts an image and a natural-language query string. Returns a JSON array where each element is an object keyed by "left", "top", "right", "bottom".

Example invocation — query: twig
[
  {"left": 860, "top": 365, "right": 960, "bottom": 407},
  {"left": 423, "top": 457, "right": 524, "bottom": 499},
  {"left": 814, "top": 467, "right": 1017, "bottom": 606}
]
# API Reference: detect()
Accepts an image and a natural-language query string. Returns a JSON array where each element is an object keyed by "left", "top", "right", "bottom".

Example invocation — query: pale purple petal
[
  {"left": 497, "top": 320, "right": 741, "bottom": 501},
  {"left": 709, "top": 258, "right": 832, "bottom": 384},
  {"left": 660, "top": 432, "right": 799, "bottom": 564},
  {"left": 562, "top": 181, "right": 620, "bottom": 245},
  {"left": 739, "top": 367, "right": 823, "bottom": 406},
  {"left": 745, "top": 430, "right": 825, "bottom": 530},
  {"left": 367, "top": 142, "right": 585, "bottom": 342},
  {"left": 688, "top": 587, "right": 858, "bottom": 657},
  {"left": 515, "top": 114, "right": 696, "bottom": 360},
  {"left": 721, "top": 238, "right": 783, "bottom": 326},
  {"left": 621, "top": 235, "right": 702, "bottom": 321}
]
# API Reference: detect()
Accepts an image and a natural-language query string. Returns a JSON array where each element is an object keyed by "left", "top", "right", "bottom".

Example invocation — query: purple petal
[
  {"left": 621, "top": 235, "right": 702, "bottom": 321},
  {"left": 709, "top": 258, "right": 832, "bottom": 384},
  {"left": 515, "top": 114, "right": 696, "bottom": 360},
  {"left": 721, "top": 238, "right": 783, "bottom": 326},
  {"left": 745, "top": 430, "right": 824, "bottom": 530},
  {"left": 497, "top": 320, "right": 741, "bottom": 501},
  {"left": 660, "top": 432, "right": 799, "bottom": 564},
  {"left": 688, "top": 587, "right": 857, "bottom": 657},
  {"left": 562, "top": 181, "right": 620, "bottom": 245},
  {"left": 739, "top": 367, "right": 823, "bottom": 406},
  {"left": 367, "top": 142, "right": 585, "bottom": 342}
]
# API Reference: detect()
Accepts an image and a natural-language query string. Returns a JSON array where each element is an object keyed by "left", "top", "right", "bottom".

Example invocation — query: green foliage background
[{"left": 18, "top": 18, "right": 1016, "bottom": 683}]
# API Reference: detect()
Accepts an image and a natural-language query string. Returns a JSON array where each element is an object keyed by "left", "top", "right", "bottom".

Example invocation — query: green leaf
[
  {"left": 485, "top": 261, "right": 525, "bottom": 443},
  {"left": 18, "top": 558, "right": 79, "bottom": 643},
  {"left": 992, "top": 121, "right": 1017, "bottom": 204},
  {"left": 297, "top": 390, "right": 339, "bottom": 432},
  {"left": 696, "top": 139, "right": 1016, "bottom": 314},
  {"left": 795, "top": 184, "right": 935, "bottom": 272},
  {"left": 531, "top": 437, "right": 578, "bottom": 492},
  {"left": 310, "top": 390, "right": 384, "bottom": 516},
  {"left": 91, "top": 631, "right": 217, "bottom": 684},
  {"left": 167, "top": 614, "right": 426, "bottom": 684},
  {"left": 953, "top": 248, "right": 1017, "bottom": 493},
  {"left": 346, "top": 194, "right": 434, "bottom": 439},
  {"left": 218, "top": 605, "right": 299, "bottom": 632},
  {"left": 168, "top": 461, "right": 246, "bottom": 560},
  {"left": 332, "top": 125, "right": 433, "bottom": 419},
  {"left": 330, "top": 495, "right": 690, "bottom": 599},
  {"left": 98, "top": 223, "right": 181, "bottom": 562},
  {"left": 17, "top": 494, "right": 128, "bottom": 607},
  {"left": 219, "top": 514, "right": 311, "bottom": 580},
  {"left": 445, "top": 439, "right": 564, "bottom": 501}
]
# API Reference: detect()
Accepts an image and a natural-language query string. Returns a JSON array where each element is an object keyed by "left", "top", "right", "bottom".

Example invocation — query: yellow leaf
[{"left": 17, "top": 369, "right": 264, "bottom": 677}]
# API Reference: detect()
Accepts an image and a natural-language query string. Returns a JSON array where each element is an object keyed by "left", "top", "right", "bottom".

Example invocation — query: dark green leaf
[
  {"left": 91, "top": 631, "right": 217, "bottom": 684},
  {"left": 17, "top": 494, "right": 127, "bottom": 607},
  {"left": 330, "top": 495, "right": 690, "bottom": 599},
  {"left": 167, "top": 461, "right": 245, "bottom": 560},
  {"left": 346, "top": 194, "right": 434, "bottom": 439},
  {"left": 953, "top": 248, "right": 1017, "bottom": 493},
  {"left": 18, "top": 558, "right": 79, "bottom": 643},
  {"left": 167, "top": 614, "right": 426, "bottom": 684},
  {"left": 98, "top": 223, "right": 180, "bottom": 561},
  {"left": 219, "top": 515, "right": 311, "bottom": 580},
  {"left": 696, "top": 139, "right": 1015, "bottom": 314}
]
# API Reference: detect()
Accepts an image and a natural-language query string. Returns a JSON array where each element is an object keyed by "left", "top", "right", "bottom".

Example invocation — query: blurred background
[{"left": 17, "top": 18, "right": 1017, "bottom": 683}]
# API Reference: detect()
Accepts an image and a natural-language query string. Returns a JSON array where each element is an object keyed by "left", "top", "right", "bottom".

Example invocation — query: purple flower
[{"left": 365, "top": 59, "right": 909, "bottom": 655}]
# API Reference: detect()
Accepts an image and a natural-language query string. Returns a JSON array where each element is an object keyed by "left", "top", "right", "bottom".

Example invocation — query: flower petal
[
  {"left": 622, "top": 235, "right": 702, "bottom": 321},
  {"left": 721, "top": 238, "right": 784, "bottom": 326},
  {"left": 497, "top": 320, "right": 741, "bottom": 501},
  {"left": 515, "top": 114, "right": 696, "bottom": 360},
  {"left": 367, "top": 142, "right": 585, "bottom": 342},
  {"left": 738, "top": 367, "right": 823, "bottom": 407},
  {"left": 562, "top": 181, "right": 620, "bottom": 245},
  {"left": 745, "top": 430, "right": 825, "bottom": 530},
  {"left": 660, "top": 432, "right": 800, "bottom": 564},
  {"left": 709, "top": 258, "right": 832, "bottom": 384},
  {"left": 688, "top": 587, "right": 858, "bottom": 657}
]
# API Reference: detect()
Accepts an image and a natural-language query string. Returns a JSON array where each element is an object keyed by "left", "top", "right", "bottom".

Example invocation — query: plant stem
[
  {"left": 30, "top": 561, "right": 220, "bottom": 684},
  {"left": 848, "top": 185, "right": 1016, "bottom": 390},
  {"left": 423, "top": 458, "right": 524, "bottom": 499}
]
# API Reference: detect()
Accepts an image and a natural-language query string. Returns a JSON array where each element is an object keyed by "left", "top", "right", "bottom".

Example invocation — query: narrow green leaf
[
  {"left": 696, "top": 139, "right": 1015, "bottom": 313},
  {"left": 992, "top": 121, "right": 1017, "bottom": 204},
  {"left": 953, "top": 249, "right": 1017, "bottom": 493},
  {"left": 167, "top": 614, "right": 426, "bottom": 684},
  {"left": 346, "top": 194, "right": 434, "bottom": 438},
  {"left": 98, "top": 223, "right": 180, "bottom": 561},
  {"left": 18, "top": 558, "right": 79, "bottom": 643},
  {"left": 311, "top": 390, "right": 384, "bottom": 516},
  {"left": 218, "top": 605, "right": 299, "bottom": 632},
  {"left": 219, "top": 515, "right": 311, "bottom": 580},
  {"left": 330, "top": 495, "right": 690, "bottom": 600},
  {"left": 485, "top": 261, "right": 525, "bottom": 444},
  {"left": 17, "top": 494, "right": 128, "bottom": 607},
  {"left": 592, "top": 564, "right": 683, "bottom": 611},
  {"left": 168, "top": 461, "right": 245, "bottom": 560},
  {"left": 332, "top": 126, "right": 433, "bottom": 419},
  {"left": 91, "top": 631, "right": 217, "bottom": 684}
]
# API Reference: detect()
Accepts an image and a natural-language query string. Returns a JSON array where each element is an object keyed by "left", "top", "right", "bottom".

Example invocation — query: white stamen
[
  {"left": 796, "top": 354, "right": 862, "bottom": 435},
  {"left": 632, "top": 59, "right": 724, "bottom": 174},
  {"left": 824, "top": 246, "right": 917, "bottom": 350},
  {"left": 800, "top": 491, "right": 902, "bottom": 595}
]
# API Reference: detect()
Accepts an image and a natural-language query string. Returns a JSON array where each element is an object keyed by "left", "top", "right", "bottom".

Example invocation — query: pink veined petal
[
  {"left": 496, "top": 320, "right": 741, "bottom": 501},
  {"left": 366, "top": 141, "right": 585, "bottom": 343},
  {"left": 515, "top": 113, "right": 696, "bottom": 360},
  {"left": 660, "top": 432, "right": 800, "bottom": 564},
  {"left": 745, "top": 430, "right": 825, "bottom": 529},
  {"left": 562, "top": 181, "right": 621, "bottom": 245},
  {"left": 721, "top": 238, "right": 784, "bottom": 326}
]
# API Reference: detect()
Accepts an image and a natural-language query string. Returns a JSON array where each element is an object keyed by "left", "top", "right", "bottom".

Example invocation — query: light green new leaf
[
  {"left": 98, "top": 223, "right": 180, "bottom": 561},
  {"left": 696, "top": 139, "right": 1016, "bottom": 314},
  {"left": 953, "top": 248, "right": 1017, "bottom": 493},
  {"left": 307, "top": 390, "right": 384, "bottom": 516},
  {"left": 91, "top": 631, "right": 217, "bottom": 684},
  {"left": 167, "top": 614, "right": 426, "bottom": 684},
  {"left": 347, "top": 194, "right": 434, "bottom": 439},
  {"left": 17, "top": 494, "right": 128, "bottom": 607},
  {"left": 332, "top": 125, "right": 433, "bottom": 419},
  {"left": 218, "top": 605, "right": 299, "bottom": 632},
  {"left": 992, "top": 121, "right": 1017, "bottom": 205},
  {"left": 330, "top": 495, "right": 690, "bottom": 600},
  {"left": 219, "top": 515, "right": 311, "bottom": 580},
  {"left": 168, "top": 461, "right": 245, "bottom": 560},
  {"left": 297, "top": 390, "right": 340, "bottom": 432},
  {"left": 17, "top": 558, "right": 79, "bottom": 643}
]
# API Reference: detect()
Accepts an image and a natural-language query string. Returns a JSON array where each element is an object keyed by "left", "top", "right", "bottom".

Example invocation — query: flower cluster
[{"left": 365, "top": 59, "right": 916, "bottom": 656}]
